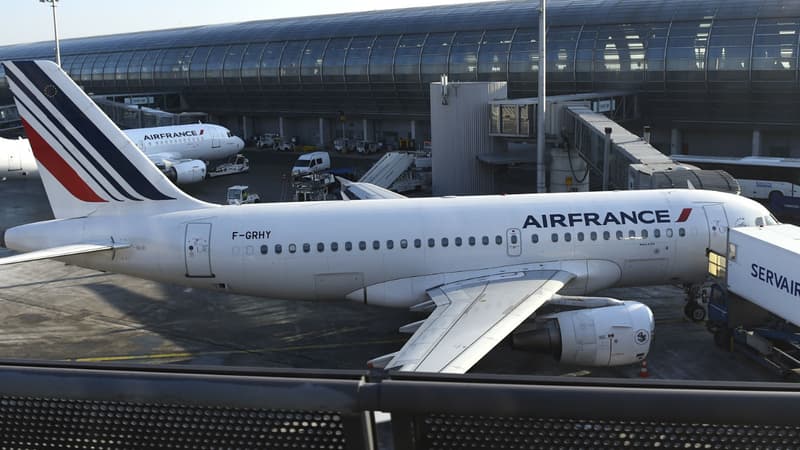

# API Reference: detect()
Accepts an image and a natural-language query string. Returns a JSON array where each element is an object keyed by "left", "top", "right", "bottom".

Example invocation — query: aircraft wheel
[{"left": 684, "top": 301, "right": 706, "bottom": 322}]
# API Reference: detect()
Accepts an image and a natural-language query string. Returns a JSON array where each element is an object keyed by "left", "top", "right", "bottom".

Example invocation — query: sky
[{"left": 0, "top": 0, "right": 500, "bottom": 46}]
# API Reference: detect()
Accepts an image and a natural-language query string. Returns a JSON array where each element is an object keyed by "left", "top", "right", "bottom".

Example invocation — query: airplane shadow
[{"left": 80, "top": 280, "right": 415, "bottom": 370}]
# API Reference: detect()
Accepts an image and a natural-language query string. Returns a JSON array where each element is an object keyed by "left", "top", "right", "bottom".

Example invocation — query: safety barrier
[{"left": 1, "top": 360, "right": 799, "bottom": 449}]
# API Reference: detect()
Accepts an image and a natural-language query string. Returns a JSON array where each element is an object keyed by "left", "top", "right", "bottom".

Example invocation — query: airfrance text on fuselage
[
  {"left": 143, "top": 130, "right": 199, "bottom": 141},
  {"left": 523, "top": 210, "right": 673, "bottom": 229}
]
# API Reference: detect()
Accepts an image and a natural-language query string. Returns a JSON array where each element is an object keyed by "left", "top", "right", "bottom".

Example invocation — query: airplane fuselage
[
  {"left": 0, "top": 124, "right": 243, "bottom": 180},
  {"left": 6, "top": 189, "right": 765, "bottom": 308}
]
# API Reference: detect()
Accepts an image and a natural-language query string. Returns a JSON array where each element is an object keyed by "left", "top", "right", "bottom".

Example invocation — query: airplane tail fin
[{"left": 2, "top": 60, "right": 208, "bottom": 219}]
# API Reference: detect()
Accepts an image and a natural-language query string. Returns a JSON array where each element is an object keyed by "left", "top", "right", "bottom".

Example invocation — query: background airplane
[
  {"left": 0, "top": 123, "right": 244, "bottom": 184},
  {"left": 0, "top": 60, "right": 779, "bottom": 374}
]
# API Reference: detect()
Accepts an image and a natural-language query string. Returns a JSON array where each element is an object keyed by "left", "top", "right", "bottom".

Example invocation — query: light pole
[
  {"left": 536, "top": 0, "right": 546, "bottom": 193},
  {"left": 40, "top": 0, "right": 61, "bottom": 67}
]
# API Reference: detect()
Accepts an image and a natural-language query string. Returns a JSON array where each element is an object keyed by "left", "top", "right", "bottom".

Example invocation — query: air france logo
[
  {"left": 143, "top": 130, "right": 201, "bottom": 141},
  {"left": 522, "top": 208, "right": 693, "bottom": 229}
]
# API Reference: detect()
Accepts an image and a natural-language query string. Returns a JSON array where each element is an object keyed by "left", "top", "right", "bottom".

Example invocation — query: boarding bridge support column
[
  {"left": 410, "top": 120, "right": 416, "bottom": 141},
  {"left": 242, "top": 116, "right": 249, "bottom": 140},
  {"left": 670, "top": 128, "right": 681, "bottom": 155},
  {"left": 362, "top": 119, "right": 368, "bottom": 141},
  {"left": 279, "top": 117, "right": 285, "bottom": 139},
  {"left": 602, "top": 127, "right": 612, "bottom": 191},
  {"left": 319, "top": 118, "right": 325, "bottom": 147},
  {"left": 752, "top": 129, "right": 762, "bottom": 156}
]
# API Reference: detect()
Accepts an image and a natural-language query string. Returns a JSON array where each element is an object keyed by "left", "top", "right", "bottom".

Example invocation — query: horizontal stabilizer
[{"left": 0, "top": 242, "right": 130, "bottom": 266}]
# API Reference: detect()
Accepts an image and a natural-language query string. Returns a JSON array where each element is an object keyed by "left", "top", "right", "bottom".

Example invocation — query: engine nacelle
[
  {"left": 511, "top": 301, "right": 654, "bottom": 366},
  {"left": 165, "top": 160, "right": 207, "bottom": 184}
]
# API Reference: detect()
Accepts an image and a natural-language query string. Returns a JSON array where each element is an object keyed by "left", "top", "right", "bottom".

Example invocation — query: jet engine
[
  {"left": 165, "top": 160, "right": 207, "bottom": 184},
  {"left": 511, "top": 301, "right": 654, "bottom": 366}
]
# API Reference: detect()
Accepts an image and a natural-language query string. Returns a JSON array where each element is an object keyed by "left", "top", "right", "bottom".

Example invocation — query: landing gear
[
  {"left": 684, "top": 301, "right": 706, "bottom": 322},
  {"left": 683, "top": 284, "right": 708, "bottom": 322}
]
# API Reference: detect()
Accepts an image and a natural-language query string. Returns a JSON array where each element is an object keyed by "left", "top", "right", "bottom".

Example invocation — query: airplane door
[
  {"left": 506, "top": 228, "right": 521, "bottom": 257},
  {"left": 212, "top": 135, "right": 221, "bottom": 148},
  {"left": 185, "top": 223, "right": 214, "bottom": 278},
  {"left": 703, "top": 204, "right": 729, "bottom": 255},
  {"left": 8, "top": 147, "right": 21, "bottom": 171}
]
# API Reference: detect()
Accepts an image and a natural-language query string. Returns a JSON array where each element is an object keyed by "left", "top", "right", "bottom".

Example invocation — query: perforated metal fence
[{"left": 1, "top": 362, "right": 800, "bottom": 450}]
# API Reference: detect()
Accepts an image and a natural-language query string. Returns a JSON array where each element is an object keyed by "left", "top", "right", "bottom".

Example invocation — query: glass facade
[{"left": 2, "top": 0, "right": 800, "bottom": 101}]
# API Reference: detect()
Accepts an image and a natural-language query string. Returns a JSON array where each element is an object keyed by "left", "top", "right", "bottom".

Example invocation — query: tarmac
[{"left": 0, "top": 149, "right": 786, "bottom": 382}]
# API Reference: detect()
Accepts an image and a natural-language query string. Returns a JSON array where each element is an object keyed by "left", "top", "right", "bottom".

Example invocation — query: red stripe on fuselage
[
  {"left": 22, "top": 118, "right": 106, "bottom": 203},
  {"left": 676, "top": 208, "right": 692, "bottom": 222}
]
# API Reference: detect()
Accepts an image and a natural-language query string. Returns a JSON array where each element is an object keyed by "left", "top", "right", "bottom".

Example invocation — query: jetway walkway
[
  {"left": 359, "top": 151, "right": 431, "bottom": 193},
  {"left": 93, "top": 97, "right": 207, "bottom": 129},
  {"left": 564, "top": 105, "right": 739, "bottom": 193},
  {"left": 0, "top": 360, "right": 799, "bottom": 449}
]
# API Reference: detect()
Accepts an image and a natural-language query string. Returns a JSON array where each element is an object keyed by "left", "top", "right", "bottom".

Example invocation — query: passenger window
[
  {"left": 359, "top": 241, "right": 367, "bottom": 250},
  {"left": 551, "top": 233, "right": 558, "bottom": 242},
  {"left": 666, "top": 228, "right": 674, "bottom": 238},
  {"left": 400, "top": 239, "right": 408, "bottom": 249},
  {"left": 654, "top": 229, "right": 661, "bottom": 238},
  {"left": 288, "top": 244, "right": 297, "bottom": 253},
  {"left": 679, "top": 227, "right": 686, "bottom": 237},
  {"left": 577, "top": 232, "right": 584, "bottom": 242},
  {"left": 616, "top": 231, "right": 623, "bottom": 240},
  {"left": 373, "top": 240, "right": 380, "bottom": 250},
  {"left": 275, "top": 244, "right": 282, "bottom": 254},
  {"left": 590, "top": 231, "right": 597, "bottom": 241},
  {"left": 510, "top": 235, "right": 518, "bottom": 244},
  {"left": 495, "top": 235, "right": 502, "bottom": 245},
  {"left": 603, "top": 231, "right": 610, "bottom": 240},
  {"left": 317, "top": 243, "right": 324, "bottom": 252},
  {"left": 642, "top": 230, "right": 648, "bottom": 239},
  {"left": 415, "top": 239, "right": 422, "bottom": 248},
  {"left": 482, "top": 236, "right": 489, "bottom": 245},
  {"left": 387, "top": 240, "right": 394, "bottom": 250},
  {"left": 469, "top": 237, "right": 476, "bottom": 246},
  {"left": 532, "top": 234, "right": 539, "bottom": 244},
  {"left": 564, "top": 233, "right": 571, "bottom": 242},
  {"left": 260, "top": 245, "right": 268, "bottom": 255},
  {"left": 441, "top": 238, "right": 448, "bottom": 247},
  {"left": 303, "top": 243, "right": 310, "bottom": 253},
  {"left": 345, "top": 241, "right": 352, "bottom": 251},
  {"left": 455, "top": 237, "right": 462, "bottom": 247},
  {"left": 246, "top": 246, "right": 254, "bottom": 256},
  {"left": 331, "top": 242, "right": 339, "bottom": 252},
  {"left": 428, "top": 238, "right": 435, "bottom": 248},
  {"left": 629, "top": 230, "right": 636, "bottom": 238}
]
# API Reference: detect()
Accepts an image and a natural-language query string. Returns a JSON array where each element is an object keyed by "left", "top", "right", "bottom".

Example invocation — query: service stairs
[{"left": 359, "top": 151, "right": 431, "bottom": 193}]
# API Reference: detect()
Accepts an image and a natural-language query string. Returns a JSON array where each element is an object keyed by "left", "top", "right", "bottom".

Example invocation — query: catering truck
[{"left": 705, "top": 224, "right": 800, "bottom": 377}]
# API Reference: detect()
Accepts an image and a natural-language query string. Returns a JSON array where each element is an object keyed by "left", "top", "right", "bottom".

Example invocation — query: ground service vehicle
[
  {"left": 706, "top": 224, "right": 800, "bottom": 377},
  {"left": 291, "top": 151, "right": 331, "bottom": 177},
  {"left": 226, "top": 185, "right": 260, "bottom": 205},
  {"left": 208, "top": 154, "right": 250, "bottom": 178}
]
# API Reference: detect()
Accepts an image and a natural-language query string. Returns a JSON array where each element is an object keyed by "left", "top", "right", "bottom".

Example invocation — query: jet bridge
[
  {"left": 564, "top": 105, "right": 739, "bottom": 193},
  {"left": 358, "top": 151, "right": 432, "bottom": 194}
]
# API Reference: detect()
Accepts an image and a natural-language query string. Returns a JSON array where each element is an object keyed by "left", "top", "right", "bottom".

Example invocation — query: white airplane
[
  {"left": 0, "top": 60, "right": 780, "bottom": 374},
  {"left": 0, "top": 123, "right": 244, "bottom": 184}
]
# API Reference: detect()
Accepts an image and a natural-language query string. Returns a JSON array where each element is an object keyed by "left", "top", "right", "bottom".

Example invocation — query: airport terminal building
[{"left": 1, "top": 0, "right": 800, "bottom": 157}]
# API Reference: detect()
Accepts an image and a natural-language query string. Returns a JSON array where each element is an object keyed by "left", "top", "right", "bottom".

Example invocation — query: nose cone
[{"left": 233, "top": 136, "right": 245, "bottom": 151}]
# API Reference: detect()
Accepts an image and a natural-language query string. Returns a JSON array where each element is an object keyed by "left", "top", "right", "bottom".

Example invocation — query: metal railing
[{"left": 1, "top": 360, "right": 799, "bottom": 449}]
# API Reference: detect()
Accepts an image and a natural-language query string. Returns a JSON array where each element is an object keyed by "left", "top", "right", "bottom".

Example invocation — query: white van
[{"left": 291, "top": 151, "right": 331, "bottom": 177}]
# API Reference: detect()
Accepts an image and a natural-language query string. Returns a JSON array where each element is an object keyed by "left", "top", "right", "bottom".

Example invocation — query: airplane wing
[
  {"left": 338, "top": 177, "right": 407, "bottom": 200},
  {"left": 0, "top": 242, "right": 130, "bottom": 266},
  {"left": 378, "top": 270, "right": 575, "bottom": 373}
]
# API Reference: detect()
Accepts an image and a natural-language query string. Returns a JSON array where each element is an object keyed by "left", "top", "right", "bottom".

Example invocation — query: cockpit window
[{"left": 765, "top": 215, "right": 779, "bottom": 225}]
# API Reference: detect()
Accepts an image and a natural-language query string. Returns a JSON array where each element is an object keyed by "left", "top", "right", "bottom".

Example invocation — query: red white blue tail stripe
[{"left": 3, "top": 60, "right": 175, "bottom": 203}]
